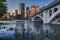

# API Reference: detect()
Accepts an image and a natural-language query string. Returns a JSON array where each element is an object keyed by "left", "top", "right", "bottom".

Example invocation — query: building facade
[
  {"left": 12, "top": 9, "right": 18, "bottom": 17},
  {"left": 31, "top": 5, "right": 36, "bottom": 16},
  {"left": 26, "top": 7, "right": 31, "bottom": 19},
  {"left": 31, "top": 5, "right": 41, "bottom": 16},
  {"left": 12, "top": 9, "right": 18, "bottom": 19},
  {"left": 36, "top": 6, "right": 41, "bottom": 13},
  {"left": 19, "top": 3, "right": 25, "bottom": 18}
]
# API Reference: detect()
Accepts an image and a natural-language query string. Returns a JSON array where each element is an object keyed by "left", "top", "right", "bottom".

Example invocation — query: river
[{"left": 0, "top": 20, "right": 60, "bottom": 40}]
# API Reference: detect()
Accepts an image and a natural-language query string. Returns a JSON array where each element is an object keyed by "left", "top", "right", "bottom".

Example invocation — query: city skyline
[{"left": 7, "top": 0, "right": 54, "bottom": 14}]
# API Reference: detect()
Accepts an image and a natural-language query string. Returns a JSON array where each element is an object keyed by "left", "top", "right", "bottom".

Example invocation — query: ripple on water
[{"left": 0, "top": 30, "right": 17, "bottom": 40}]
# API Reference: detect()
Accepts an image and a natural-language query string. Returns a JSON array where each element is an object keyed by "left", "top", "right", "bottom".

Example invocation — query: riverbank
[
  {"left": 0, "top": 21, "right": 16, "bottom": 24},
  {"left": 0, "top": 20, "right": 60, "bottom": 24}
]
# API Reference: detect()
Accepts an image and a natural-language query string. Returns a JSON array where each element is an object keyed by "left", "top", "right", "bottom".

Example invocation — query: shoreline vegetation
[
  {"left": 0, "top": 18, "right": 12, "bottom": 21},
  {"left": 0, "top": 22, "right": 8, "bottom": 25}
]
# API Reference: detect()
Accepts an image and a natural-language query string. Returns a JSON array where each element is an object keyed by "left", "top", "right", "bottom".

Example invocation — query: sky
[{"left": 6, "top": 0, "right": 54, "bottom": 14}]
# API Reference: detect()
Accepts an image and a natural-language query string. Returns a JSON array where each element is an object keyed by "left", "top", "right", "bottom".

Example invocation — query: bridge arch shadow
[{"left": 33, "top": 16, "right": 43, "bottom": 23}]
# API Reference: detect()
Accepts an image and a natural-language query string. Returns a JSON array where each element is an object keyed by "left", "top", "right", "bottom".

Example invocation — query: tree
[{"left": 0, "top": 0, "right": 7, "bottom": 18}]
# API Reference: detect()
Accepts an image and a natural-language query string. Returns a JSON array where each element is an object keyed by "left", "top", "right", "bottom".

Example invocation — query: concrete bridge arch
[
  {"left": 31, "top": 15, "right": 43, "bottom": 23},
  {"left": 48, "top": 11, "right": 60, "bottom": 23}
]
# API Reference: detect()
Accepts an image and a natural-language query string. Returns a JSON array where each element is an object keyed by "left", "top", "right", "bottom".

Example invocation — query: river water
[{"left": 0, "top": 20, "right": 60, "bottom": 40}]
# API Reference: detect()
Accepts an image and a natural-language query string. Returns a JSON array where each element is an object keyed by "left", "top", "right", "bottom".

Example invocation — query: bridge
[{"left": 30, "top": 0, "right": 60, "bottom": 24}]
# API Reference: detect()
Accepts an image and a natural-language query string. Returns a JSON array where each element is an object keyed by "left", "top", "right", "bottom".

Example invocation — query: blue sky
[{"left": 7, "top": 0, "right": 54, "bottom": 14}]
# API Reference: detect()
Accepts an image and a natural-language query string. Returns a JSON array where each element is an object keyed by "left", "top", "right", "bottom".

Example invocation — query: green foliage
[
  {"left": 50, "top": 30, "right": 60, "bottom": 40},
  {"left": 40, "top": 30, "right": 60, "bottom": 40},
  {"left": 0, "top": 22, "right": 4, "bottom": 24},
  {"left": 0, "top": 0, "right": 7, "bottom": 18},
  {"left": 0, "top": 18, "right": 10, "bottom": 21}
]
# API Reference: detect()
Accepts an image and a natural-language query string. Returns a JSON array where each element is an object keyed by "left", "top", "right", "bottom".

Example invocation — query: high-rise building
[
  {"left": 27, "top": 10, "right": 31, "bottom": 17},
  {"left": 30, "top": 5, "right": 41, "bottom": 16},
  {"left": 12, "top": 9, "right": 18, "bottom": 17},
  {"left": 26, "top": 7, "right": 29, "bottom": 18},
  {"left": 19, "top": 3, "right": 25, "bottom": 18},
  {"left": 26, "top": 7, "right": 29, "bottom": 11},
  {"left": 31, "top": 5, "right": 36, "bottom": 16},
  {"left": 26, "top": 7, "right": 31, "bottom": 18},
  {"left": 36, "top": 6, "right": 40, "bottom": 13}
]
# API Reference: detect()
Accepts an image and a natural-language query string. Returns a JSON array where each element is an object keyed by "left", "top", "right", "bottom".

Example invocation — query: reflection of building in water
[
  {"left": 15, "top": 21, "right": 25, "bottom": 35},
  {"left": 27, "top": 23, "right": 36, "bottom": 33},
  {"left": 16, "top": 21, "right": 36, "bottom": 34},
  {"left": 13, "top": 24, "right": 16, "bottom": 30},
  {"left": 25, "top": 21, "right": 36, "bottom": 34},
  {"left": 20, "top": 24, "right": 24, "bottom": 35},
  {"left": 43, "top": 25, "right": 53, "bottom": 32}
]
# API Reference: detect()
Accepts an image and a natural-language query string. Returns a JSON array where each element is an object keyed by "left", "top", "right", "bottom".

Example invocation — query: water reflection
[
  {"left": 13, "top": 24, "right": 16, "bottom": 30},
  {"left": 16, "top": 21, "right": 36, "bottom": 34},
  {"left": 0, "top": 24, "right": 16, "bottom": 40},
  {"left": 0, "top": 20, "right": 60, "bottom": 40},
  {"left": 15, "top": 21, "right": 60, "bottom": 40}
]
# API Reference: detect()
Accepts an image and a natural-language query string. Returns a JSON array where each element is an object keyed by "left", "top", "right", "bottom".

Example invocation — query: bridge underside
[
  {"left": 50, "top": 13, "right": 60, "bottom": 24},
  {"left": 33, "top": 16, "right": 43, "bottom": 23}
]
